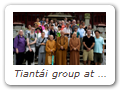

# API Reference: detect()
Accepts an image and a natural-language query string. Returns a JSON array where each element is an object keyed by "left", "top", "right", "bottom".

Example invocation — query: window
[
  {"left": 98, "top": 15, "right": 100, "bottom": 23},
  {"left": 32, "top": 14, "right": 36, "bottom": 21},
  {"left": 101, "top": 15, "right": 103, "bottom": 23},
  {"left": 28, "top": 14, "right": 31, "bottom": 21},
  {"left": 104, "top": 15, "right": 106, "bottom": 22},
  {"left": 22, "top": 14, "right": 24, "bottom": 21},
  {"left": 18, "top": 14, "right": 21, "bottom": 22},
  {"left": 95, "top": 15, "right": 97, "bottom": 23},
  {"left": 15, "top": 14, "right": 18, "bottom": 21}
]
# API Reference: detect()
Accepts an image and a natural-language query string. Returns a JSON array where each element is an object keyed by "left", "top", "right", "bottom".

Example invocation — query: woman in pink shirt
[{"left": 41, "top": 22, "right": 45, "bottom": 30}]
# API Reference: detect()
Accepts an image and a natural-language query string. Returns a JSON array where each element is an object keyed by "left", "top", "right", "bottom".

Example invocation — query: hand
[
  {"left": 29, "top": 48, "right": 32, "bottom": 52},
  {"left": 87, "top": 48, "right": 91, "bottom": 51},
  {"left": 61, "top": 46, "right": 63, "bottom": 49},
  {"left": 51, "top": 50, "right": 53, "bottom": 52},
  {"left": 74, "top": 48, "right": 76, "bottom": 50},
  {"left": 41, "top": 43, "right": 45, "bottom": 45},
  {"left": 16, "top": 48, "right": 19, "bottom": 54},
  {"left": 102, "top": 50, "right": 104, "bottom": 53}
]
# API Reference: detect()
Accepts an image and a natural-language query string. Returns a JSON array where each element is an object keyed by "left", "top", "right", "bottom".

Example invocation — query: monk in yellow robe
[
  {"left": 45, "top": 35, "right": 56, "bottom": 65},
  {"left": 56, "top": 31, "right": 68, "bottom": 65},
  {"left": 69, "top": 32, "right": 80, "bottom": 65}
]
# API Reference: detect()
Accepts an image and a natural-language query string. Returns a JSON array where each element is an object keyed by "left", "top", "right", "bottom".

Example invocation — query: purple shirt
[{"left": 14, "top": 35, "right": 26, "bottom": 52}]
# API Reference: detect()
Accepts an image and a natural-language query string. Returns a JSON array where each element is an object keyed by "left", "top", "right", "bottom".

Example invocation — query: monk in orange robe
[
  {"left": 56, "top": 31, "right": 68, "bottom": 65},
  {"left": 45, "top": 35, "right": 56, "bottom": 65},
  {"left": 69, "top": 32, "right": 80, "bottom": 65}
]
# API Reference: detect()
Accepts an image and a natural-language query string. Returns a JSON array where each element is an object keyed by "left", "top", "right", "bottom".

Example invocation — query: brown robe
[
  {"left": 56, "top": 36, "right": 68, "bottom": 65},
  {"left": 45, "top": 40, "right": 56, "bottom": 65},
  {"left": 69, "top": 37, "right": 80, "bottom": 65}
]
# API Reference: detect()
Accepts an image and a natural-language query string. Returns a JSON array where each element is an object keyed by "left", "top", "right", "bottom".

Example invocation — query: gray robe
[{"left": 36, "top": 37, "right": 47, "bottom": 65}]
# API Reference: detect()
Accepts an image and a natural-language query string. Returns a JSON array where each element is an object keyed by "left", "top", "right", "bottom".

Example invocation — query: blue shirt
[
  {"left": 94, "top": 37, "right": 105, "bottom": 53},
  {"left": 40, "top": 21, "right": 46, "bottom": 24},
  {"left": 77, "top": 28, "right": 85, "bottom": 38}
]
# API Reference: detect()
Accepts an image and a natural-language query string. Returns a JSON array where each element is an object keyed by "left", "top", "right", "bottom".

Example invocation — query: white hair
[{"left": 18, "top": 29, "right": 24, "bottom": 35}]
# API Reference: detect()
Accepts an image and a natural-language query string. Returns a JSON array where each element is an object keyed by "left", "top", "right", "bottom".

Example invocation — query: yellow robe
[
  {"left": 69, "top": 37, "right": 80, "bottom": 65},
  {"left": 45, "top": 40, "right": 56, "bottom": 65},
  {"left": 56, "top": 36, "right": 68, "bottom": 65}
]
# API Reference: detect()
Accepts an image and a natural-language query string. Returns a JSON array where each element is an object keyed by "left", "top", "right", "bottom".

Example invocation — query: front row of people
[{"left": 14, "top": 28, "right": 105, "bottom": 65}]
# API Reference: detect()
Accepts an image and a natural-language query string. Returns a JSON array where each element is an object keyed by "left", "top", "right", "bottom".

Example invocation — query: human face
[
  {"left": 50, "top": 35, "right": 53, "bottom": 40},
  {"left": 51, "top": 26, "right": 54, "bottom": 29},
  {"left": 61, "top": 31, "right": 64, "bottom": 37},
  {"left": 58, "top": 27, "right": 61, "bottom": 30},
  {"left": 28, "top": 25, "right": 31, "bottom": 29},
  {"left": 37, "top": 29, "right": 40, "bottom": 33},
  {"left": 31, "top": 28, "right": 35, "bottom": 33},
  {"left": 37, "top": 18, "right": 39, "bottom": 22},
  {"left": 46, "top": 18, "right": 48, "bottom": 22},
  {"left": 74, "top": 28, "right": 78, "bottom": 32},
  {"left": 87, "top": 30, "right": 91, "bottom": 35},
  {"left": 82, "top": 22, "right": 85, "bottom": 26},
  {"left": 79, "top": 25, "right": 83, "bottom": 28},
  {"left": 51, "top": 20, "right": 53, "bottom": 23},
  {"left": 95, "top": 32, "right": 100, "bottom": 37},
  {"left": 41, "top": 32, "right": 45, "bottom": 37},
  {"left": 73, "top": 33, "right": 77, "bottom": 38},
  {"left": 19, "top": 30, "right": 23, "bottom": 36}
]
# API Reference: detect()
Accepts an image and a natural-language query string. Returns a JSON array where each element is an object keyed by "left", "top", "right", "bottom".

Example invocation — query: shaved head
[
  {"left": 61, "top": 31, "right": 65, "bottom": 37},
  {"left": 49, "top": 35, "right": 54, "bottom": 40}
]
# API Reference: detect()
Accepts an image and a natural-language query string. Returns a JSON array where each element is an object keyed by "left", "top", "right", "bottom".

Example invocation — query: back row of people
[{"left": 14, "top": 26, "right": 104, "bottom": 65}]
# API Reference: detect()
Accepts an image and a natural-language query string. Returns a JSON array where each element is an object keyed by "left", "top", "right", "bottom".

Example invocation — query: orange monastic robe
[
  {"left": 45, "top": 40, "right": 56, "bottom": 65},
  {"left": 69, "top": 37, "right": 80, "bottom": 65},
  {"left": 56, "top": 36, "right": 68, "bottom": 65}
]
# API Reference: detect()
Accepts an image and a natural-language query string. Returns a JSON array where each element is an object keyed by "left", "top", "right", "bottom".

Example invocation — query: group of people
[{"left": 13, "top": 17, "right": 105, "bottom": 65}]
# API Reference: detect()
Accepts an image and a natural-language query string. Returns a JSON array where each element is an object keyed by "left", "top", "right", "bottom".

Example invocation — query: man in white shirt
[{"left": 63, "top": 22, "right": 71, "bottom": 38}]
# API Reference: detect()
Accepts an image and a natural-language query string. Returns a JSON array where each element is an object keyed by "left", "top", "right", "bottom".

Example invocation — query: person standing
[
  {"left": 61, "top": 20, "right": 65, "bottom": 30},
  {"left": 58, "top": 20, "right": 62, "bottom": 26},
  {"left": 63, "top": 22, "right": 71, "bottom": 38},
  {"left": 26, "top": 27, "right": 37, "bottom": 65},
  {"left": 56, "top": 25, "right": 61, "bottom": 37},
  {"left": 72, "top": 26, "right": 80, "bottom": 38},
  {"left": 40, "top": 17, "right": 45, "bottom": 24},
  {"left": 77, "top": 24, "right": 85, "bottom": 51},
  {"left": 69, "top": 32, "right": 80, "bottom": 65},
  {"left": 35, "top": 28, "right": 41, "bottom": 59},
  {"left": 45, "top": 35, "right": 56, "bottom": 65},
  {"left": 25, "top": 25, "right": 31, "bottom": 36},
  {"left": 44, "top": 18, "right": 49, "bottom": 25},
  {"left": 50, "top": 20, "right": 55, "bottom": 26},
  {"left": 43, "top": 24, "right": 49, "bottom": 39},
  {"left": 94, "top": 30, "right": 105, "bottom": 65},
  {"left": 82, "top": 21, "right": 87, "bottom": 31},
  {"left": 83, "top": 30, "right": 95, "bottom": 65},
  {"left": 77, "top": 20, "right": 80, "bottom": 26},
  {"left": 34, "top": 18, "right": 41, "bottom": 26},
  {"left": 56, "top": 31, "right": 68, "bottom": 65},
  {"left": 54, "top": 22, "right": 58, "bottom": 31},
  {"left": 48, "top": 24, "right": 57, "bottom": 40},
  {"left": 70, "top": 20, "right": 78, "bottom": 33},
  {"left": 83, "top": 25, "right": 95, "bottom": 37},
  {"left": 64, "top": 17, "right": 67, "bottom": 25},
  {"left": 36, "top": 32, "right": 47, "bottom": 65},
  {"left": 14, "top": 30, "right": 26, "bottom": 65}
]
